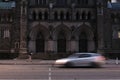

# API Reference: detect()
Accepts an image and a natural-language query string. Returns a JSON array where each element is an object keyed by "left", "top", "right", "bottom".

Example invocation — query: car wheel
[{"left": 90, "top": 62, "right": 101, "bottom": 68}]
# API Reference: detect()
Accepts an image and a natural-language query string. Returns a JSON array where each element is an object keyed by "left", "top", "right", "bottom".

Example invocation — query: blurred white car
[{"left": 54, "top": 53, "right": 106, "bottom": 68}]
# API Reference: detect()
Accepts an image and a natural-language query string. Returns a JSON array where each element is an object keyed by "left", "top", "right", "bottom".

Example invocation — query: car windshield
[
  {"left": 68, "top": 53, "right": 100, "bottom": 58},
  {"left": 68, "top": 54, "right": 80, "bottom": 58}
]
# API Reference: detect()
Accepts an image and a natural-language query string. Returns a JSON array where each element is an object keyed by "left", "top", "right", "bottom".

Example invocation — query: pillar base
[
  {"left": 19, "top": 48, "right": 27, "bottom": 53},
  {"left": 18, "top": 48, "right": 28, "bottom": 59}
]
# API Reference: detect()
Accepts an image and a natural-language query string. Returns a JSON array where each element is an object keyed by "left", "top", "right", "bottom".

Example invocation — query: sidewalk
[
  {"left": 0, "top": 59, "right": 55, "bottom": 65},
  {"left": 0, "top": 59, "right": 120, "bottom": 65},
  {"left": 106, "top": 59, "right": 120, "bottom": 65}
]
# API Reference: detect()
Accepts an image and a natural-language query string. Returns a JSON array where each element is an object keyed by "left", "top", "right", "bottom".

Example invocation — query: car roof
[
  {"left": 75, "top": 53, "right": 97, "bottom": 54},
  {"left": 74, "top": 53, "right": 100, "bottom": 55}
]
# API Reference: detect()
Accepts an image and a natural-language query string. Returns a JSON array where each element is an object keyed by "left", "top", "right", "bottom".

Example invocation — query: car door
[{"left": 77, "top": 54, "right": 92, "bottom": 66}]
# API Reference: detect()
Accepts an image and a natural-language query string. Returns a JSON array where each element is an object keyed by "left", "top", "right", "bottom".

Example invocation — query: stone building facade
[{"left": 0, "top": 0, "right": 120, "bottom": 59}]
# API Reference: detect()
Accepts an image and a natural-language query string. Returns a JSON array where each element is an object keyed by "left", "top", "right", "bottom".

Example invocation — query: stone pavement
[
  {"left": 0, "top": 59, "right": 55, "bottom": 65},
  {"left": 0, "top": 59, "right": 119, "bottom": 65}
]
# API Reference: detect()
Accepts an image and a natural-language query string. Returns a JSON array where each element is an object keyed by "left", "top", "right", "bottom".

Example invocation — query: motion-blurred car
[{"left": 54, "top": 53, "right": 106, "bottom": 68}]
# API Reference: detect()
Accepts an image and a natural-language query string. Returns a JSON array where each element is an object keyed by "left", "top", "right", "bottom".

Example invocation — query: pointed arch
[
  {"left": 53, "top": 24, "right": 71, "bottom": 53},
  {"left": 53, "top": 24, "right": 71, "bottom": 40},
  {"left": 74, "top": 24, "right": 95, "bottom": 52},
  {"left": 29, "top": 24, "right": 50, "bottom": 40},
  {"left": 29, "top": 24, "right": 50, "bottom": 53}
]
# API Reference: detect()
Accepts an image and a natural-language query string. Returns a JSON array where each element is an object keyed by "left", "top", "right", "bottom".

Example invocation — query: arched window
[
  {"left": 60, "top": 11, "right": 64, "bottom": 20},
  {"left": 44, "top": 11, "right": 48, "bottom": 20},
  {"left": 66, "top": 11, "right": 70, "bottom": 20},
  {"left": 38, "top": 12, "right": 42, "bottom": 20},
  {"left": 87, "top": 11, "right": 91, "bottom": 20},
  {"left": 79, "top": 32, "right": 88, "bottom": 52},
  {"left": 57, "top": 31, "right": 66, "bottom": 52},
  {"left": 36, "top": 32, "right": 45, "bottom": 52},
  {"left": 54, "top": 11, "right": 58, "bottom": 20},
  {"left": 76, "top": 11, "right": 80, "bottom": 20},
  {"left": 82, "top": 11, "right": 86, "bottom": 20},
  {"left": 32, "top": 11, "right": 36, "bottom": 20}
]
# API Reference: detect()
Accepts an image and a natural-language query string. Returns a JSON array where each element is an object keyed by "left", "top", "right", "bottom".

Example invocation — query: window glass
[{"left": 79, "top": 54, "right": 91, "bottom": 58}]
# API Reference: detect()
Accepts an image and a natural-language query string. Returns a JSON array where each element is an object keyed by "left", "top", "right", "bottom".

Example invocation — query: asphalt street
[{"left": 0, "top": 59, "right": 119, "bottom": 80}]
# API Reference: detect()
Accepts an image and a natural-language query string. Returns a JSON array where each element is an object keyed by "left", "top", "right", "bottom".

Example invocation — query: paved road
[{"left": 0, "top": 64, "right": 120, "bottom": 80}]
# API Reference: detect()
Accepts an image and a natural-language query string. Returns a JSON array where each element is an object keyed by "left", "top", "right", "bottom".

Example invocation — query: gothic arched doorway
[
  {"left": 36, "top": 32, "right": 45, "bottom": 52},
  {"left": 79, "top": 32, "right": 88, "bottom": 52},
  {"left": 57, "top": 31, "right": 66, "bottom": 52}
]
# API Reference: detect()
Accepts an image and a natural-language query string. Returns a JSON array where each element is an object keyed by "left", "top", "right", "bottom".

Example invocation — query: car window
[
  {"left": 79, "top": 54, "right": 91, "bottom": 58},
  {"left": 68, "top": 54, "right": 79, "bottom": 58}
]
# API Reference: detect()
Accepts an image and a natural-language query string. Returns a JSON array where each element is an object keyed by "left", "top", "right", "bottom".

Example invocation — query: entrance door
[
  {"left": 79, "top": 32, "right": 88, "bottom": 52},
  {"left": 36, "top": 32, "right": 44, "bottom": 52},
  {"left": 57, "top": 31, "right": 66, "bottom": 52}
]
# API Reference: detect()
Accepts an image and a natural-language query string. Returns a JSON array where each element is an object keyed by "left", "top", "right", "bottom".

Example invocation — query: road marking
[{"left": 49, "top": 67, "right": 52, "bottom": 80}]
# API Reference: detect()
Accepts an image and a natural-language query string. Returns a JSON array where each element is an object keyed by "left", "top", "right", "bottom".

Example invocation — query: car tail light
[{"left": 96, "top": 56, "right": 106, "bottom": 61}]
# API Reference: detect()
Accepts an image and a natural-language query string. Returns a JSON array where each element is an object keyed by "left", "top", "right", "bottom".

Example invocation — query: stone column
[
  {"left": 47, "top": 40, "right": 54, "bottom": 53},
  {"left": 71, "top": 40, "right": 78, "bottom": 53},
  {"left": 19, "top": 0, "right": 28, "bottom": 54}
]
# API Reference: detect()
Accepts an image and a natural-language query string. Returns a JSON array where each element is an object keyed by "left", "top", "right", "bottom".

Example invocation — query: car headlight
[{"left": 55, "top": 59, "right": 69, "bottom": 64}]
